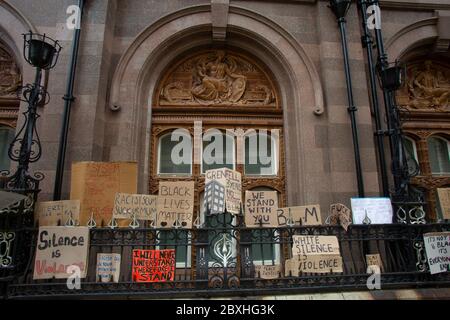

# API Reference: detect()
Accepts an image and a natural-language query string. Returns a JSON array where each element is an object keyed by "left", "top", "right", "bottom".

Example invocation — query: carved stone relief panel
[
  {"left": 397, "top": 60, "right": 450, "bottom": 111},
  {"left": 157, "top": 50, "right": 278, "bottom": 108},
  {"left": 0, "top": 44, "right": 21, "bottom": 98}
]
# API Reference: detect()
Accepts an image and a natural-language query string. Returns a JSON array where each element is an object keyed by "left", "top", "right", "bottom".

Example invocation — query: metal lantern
[
  {"left": 329, "top": 0, "right": 352, "bottom": 20},
  {"left": 381, "top": 64, "right": 405, "bottom": 91},
  {"left": 23, "top": 32, "right": 61, "bottom": 70}
]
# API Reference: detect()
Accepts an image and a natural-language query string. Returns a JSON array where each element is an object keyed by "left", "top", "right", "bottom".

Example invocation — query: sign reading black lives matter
[
  {"left": 423, "top": 232, "right": 450, "bottom": 275},
  {"left": 33, "top": 226, "right": 90, "bottom": 279},
  {"left": 204, "top": 168, "right": 242, "bottom": 215},
  {"left": 245, "top": 190, "right": 278, "bottom": 227},
  {"left": 285, "top": 235, "right": 343, "bottom": 275},
  {"left": 157, "top": 181, "right": 194, "bottom": 228}
]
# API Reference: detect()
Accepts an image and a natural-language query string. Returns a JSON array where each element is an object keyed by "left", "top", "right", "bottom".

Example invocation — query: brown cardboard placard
[
  {"left": 285, "top": 254, "right": 343, "bottom": 275},
  {"left": 245, "top": 190, "right": 278, "bottom": 227},
  {"left": 329, "top": 203, "right": 352, "bottom": 231},
  {"left": 366, "top": 253, "right": 383, "bottom": 272},
  {"left": 35, "top": 200, "right": 80, "bottom": 226},
  {"left": 33, "top": 226, "right": 89, "bottom": 279},
  {"left": 70, "top": 161, "right": 138, "bottom": 227},
  {"left": 204, "top": 168, "right": 242, "bottom": 215},
  {"left": 277, "top": 205, "right": 322, "bottom": 226},
  {"left": 96, "top": 253, "right": 121, "bottom": 283},
  {"left": 156, "top": 181, "right": 194, "bottom": 228},
  {"left": 437, "top": 188, "right": 450, "bottom": 220},
  {"left": 254, "top": 264, "right": 281, "bottom": 279},
  {"left": 292, "top": 235, "right": 340, "bottom": 257},
  {"left": 113, "top": 193, "right": 157, "bottom": 221}
]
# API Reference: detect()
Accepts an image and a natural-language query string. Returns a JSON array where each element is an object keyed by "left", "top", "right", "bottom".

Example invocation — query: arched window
[
  {"left": 244, "top": 130, "right": 278, "bottom": 176},
  {"left": 427, "top": 136, "right": 450, "bottom": 175},
  {"left": 0, "top": 125, "right": 15, "bottom": 172},
  {"left": 201, "top": 129, "right": 235, "bottom": 173},
  {"left": 157, "top": 130, "right": 192, "bottom": 175},
  {"left": 404, "top": 136, "right": 420, "bottom": 175}
]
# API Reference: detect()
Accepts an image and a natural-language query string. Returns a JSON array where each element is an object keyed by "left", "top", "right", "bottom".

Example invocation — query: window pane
[
  {"left": 404, "top": 138, "right": 416, "bottom": 161},
  {"left": 202, "top": 132, "right": 234, "bottom": 172},
  {"left": 428, "top": 137, "right": 450, "bottom": 175},
  {"left": 158, "top": 230, "right": 189, "bottom": 265},
  {"left": 245, "top": 132, "right": 276, "bottom": 175},
  {"left": 0, "top": 126, "right": 14, "bottom": 172},
  {"left": 158, "top": 132, "right": 192, "bottom": 174}
]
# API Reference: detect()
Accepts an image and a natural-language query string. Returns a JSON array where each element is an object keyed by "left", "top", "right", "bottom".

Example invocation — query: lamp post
[
  {"left": 4, "top": 32, "right": 61, "bottom": 191},
  {"left": 329, "top": 0, "right": 365, "bottom": 197}
]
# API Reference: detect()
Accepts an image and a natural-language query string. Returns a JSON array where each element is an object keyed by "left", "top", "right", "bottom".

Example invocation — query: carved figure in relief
[
  {"left": 191, "top": 51, "right": 246, "bottom": 105},
  {"left": 0, "top": 48, "right": 21, "bottom": 97}
]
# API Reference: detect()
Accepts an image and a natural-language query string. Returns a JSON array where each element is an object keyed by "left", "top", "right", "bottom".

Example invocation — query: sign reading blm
[
  {"left": 33, "top": 226, "right": 90, "bottom": 279},
  {"left": 132, "top": 249, "right": 176, "bottom": 282}
]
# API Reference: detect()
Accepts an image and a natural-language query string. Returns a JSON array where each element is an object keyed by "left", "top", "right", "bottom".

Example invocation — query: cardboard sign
[
  {"left": 423, "top": 232, "right": 450, "bottom": 275},
  {"left": 437, "top": 188, "right": 450, "bottom": 220},
  {"left": 351, "top": 198, "right": 393, "bottom": 224},
  {"left": 35, "top": 200, "right": 80, "bottom": 226},
  {"left": 204, "top": 168, "right": 242, "bottom": 215},
  {"left": 132, "top": 249, "right": 176, "bottom": 282},
  {"left": 254, "top": 264, "right": 281, "bottom": 279},
  {"left": 156, "top": 181, "right": 194, "bottom": 228},
  {"left": 292, "top": 235, "right": 340, "bottom": 257},
  {"left": 70, "top": 161, "right": 138, "bottom": 226},
  {"left": 96, "top": 253, "right": 121, "bottom": 283},
  {"left": 277, "top": 205, "right": 322, "bottom": 226},
  {"left": 33, "top": 226, "right": 89, "bottom": 280},
  {"left": 245, "top": 191, "right": 278, "bottom": 227},
  {"left": 329, "top": 203, "right": 352, "bottom": 231},
  {"left": 366, "top": 253, "right": 383, "bottom": 272},
  {"left": 113, "top": 193, "right": 157, "bottom": 221},
  {"left": 285, "top": 254, "right": 343, "bottom": 275}
]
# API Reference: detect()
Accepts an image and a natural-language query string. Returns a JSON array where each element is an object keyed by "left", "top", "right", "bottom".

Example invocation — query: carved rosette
[
  {"left": 157, "top": 50, "right": 277, "bottom": 107},
  {"left": 397, "top": 60, "right": 450, "bottom": 112}
]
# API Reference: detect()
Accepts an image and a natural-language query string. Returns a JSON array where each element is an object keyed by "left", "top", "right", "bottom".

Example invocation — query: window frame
[{"left": 157, "top": 130, "right": 193, "bottom": 176}]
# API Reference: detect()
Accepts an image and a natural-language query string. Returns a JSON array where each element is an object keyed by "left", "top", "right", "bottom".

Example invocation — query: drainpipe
[{"left": 53, "top": 0, "right": 85, "bottom": 200}]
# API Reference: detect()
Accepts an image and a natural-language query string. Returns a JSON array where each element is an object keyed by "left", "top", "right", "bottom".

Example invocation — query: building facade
[{"left": 0, "top": 0, "right": 449, "bottom": 298}]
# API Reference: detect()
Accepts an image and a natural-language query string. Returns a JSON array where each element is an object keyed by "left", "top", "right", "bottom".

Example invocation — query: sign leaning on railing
[
  {"left": 276, "top": 205, "right": 322, "bottom": 226},
  {"left": 113, "top": 193, "right": 157, "bottom": 221},
  {"left": 35, "top": 200, "right": 80, "bottom": 226},
  {"left": 132, "top": 249, "right": 176, "bottom": 282},
  {"left": 156, "top": 181, "right": 194, "bottom": 228},
  {"left": 423, "top": 232, "right": 450, "bottom": 275},
  {"left": 244, "top": 190, "right": 278, "bottom": 227},
  {"left": 351, "top": 197, "right": 393, "bottom": 224}
]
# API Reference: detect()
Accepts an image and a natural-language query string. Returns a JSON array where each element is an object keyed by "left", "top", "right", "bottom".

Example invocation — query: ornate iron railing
[{"left": 1, "top": 208, "right": 449, "bottom": 299}]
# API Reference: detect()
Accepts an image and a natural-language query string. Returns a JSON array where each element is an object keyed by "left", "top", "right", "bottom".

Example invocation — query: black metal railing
[{"left": 1, "top": 209, "right": 449, "bottom": 299}]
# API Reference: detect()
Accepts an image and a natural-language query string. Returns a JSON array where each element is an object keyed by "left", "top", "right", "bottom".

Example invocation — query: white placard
[
  {"left": 423, "top": 232, "right": 450, "bottom": 275},
  {"left": 351, "top": 198, "right": 393, "bottom": 224}
]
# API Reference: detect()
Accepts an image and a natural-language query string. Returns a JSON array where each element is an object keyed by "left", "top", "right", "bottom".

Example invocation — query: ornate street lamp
[
  {"left": 329, "top": 0, "right": 365, "bottom": 198},
  {"left": 3, "top": 32, "right": 61, "bottom": 191}
]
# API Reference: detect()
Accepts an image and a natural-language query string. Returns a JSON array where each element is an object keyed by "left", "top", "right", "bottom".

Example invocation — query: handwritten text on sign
[
  {"left": 277, "top": 205, "right": 322, "bottom": 226},
  {"left": 351, "top": 198, "right": 393, "bottom": 224},
  {"left": 96, "top": 253, "right": 121, "bottom": 283},
  {"left": 35, "top": 200, "right": 80, "bottom": 226},
  {"left": 245, "top": 191, "right": 278, "bottom": 227},
  {"left": 292, "top": 235, "right": 340, "bottom": 257},
  {"left": 254, "top": 264, "right": 281, "bottom": 279},
  {"left": 132, "top": 249, "right": 176, "bottom": 282},
  {"left": 113, "top": 193, "right": 157, "bottom": 220},
  {"left": 285, "top": 255, "right": 343, "bottom": 275},
  {"left": 33, "top": 226, "right": 89, "bottom": 279},
  {"left": 205, "top": 168, "right": 242, "bottom": 214},
  {"left": 157, "top": 181, "right": 194, "bottom": 228},
  {"left": 424, "top": 232, "right": 450, "bottom": 275}
]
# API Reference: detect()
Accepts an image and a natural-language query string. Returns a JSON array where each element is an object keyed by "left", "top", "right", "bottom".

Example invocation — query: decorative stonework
[
  {"left": 157, "top": 50, "right": 277, "bottom": 107},
  {"left": 397, "top": 61, "right": 450, "bottom": 111},
  {"left": 0, "top": 44, "right": 21, "bottom": 98}
]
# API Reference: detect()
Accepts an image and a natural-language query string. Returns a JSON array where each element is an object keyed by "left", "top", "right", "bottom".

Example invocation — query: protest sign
[
  {"left": 423, "top": 232, "right": 450, "bottom": 275},
  {"left": 70, "top": 161, "right": 137, "bottom": 226},
  {"left": 366, "top": 253, "right": 383, "bottom": 272},
  {"left": 35, "top": 200, "right": 80, "bottom": 226},
  {"left": 329, "top": 203, "right": 352, "bottom": 231},
  {"left": 204, "top": 168, "right": 242, "bottom": 215},
  {"left": 292, "top": 235, "right": 340, "bottom": 257},
  {"left": 96, "top": 253, "right": 121, "bottom": 283},
  {"left": 351, "top": 198, "right": 393, "bottom": 224},
  {"left": 436, "top": 188, "right": 450, "bottom": 220},
  {"left": 285, "top": 254, "right": 343, "bottom": 275},
  {"left": 33, "top": 226, "right": 89, "bottom": 279},
  {"left": 254, "top": 264, "right": 281, "bottom": 279},
  {"left": 245, "top": 190, "right": 278, "bottom": 227},
  {"left": 277, "top": 205, "right": 321, "bottom": 226},
  {"left": 132, "top": 249, "right": 176, "bottom": 282},
  {"left": 156, "top": 181, "right": 194, "bottom": 228},
  {"left": 113, "top": 193, "right": 157, "bottom": 221}
]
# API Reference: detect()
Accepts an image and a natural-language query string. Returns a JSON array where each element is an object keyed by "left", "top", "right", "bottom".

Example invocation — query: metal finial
[{"left": 87, "top": 211, "right": 96, "bottom": 228}]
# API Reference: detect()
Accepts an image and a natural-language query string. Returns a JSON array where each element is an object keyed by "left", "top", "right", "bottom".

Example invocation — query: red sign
[{"left": 132, "top": 249, "right": 176, "bottom": 282}]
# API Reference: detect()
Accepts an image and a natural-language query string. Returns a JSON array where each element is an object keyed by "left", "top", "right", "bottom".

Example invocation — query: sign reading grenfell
[{"left": 204, "top": 168, "right": 242, "bottom": 215}]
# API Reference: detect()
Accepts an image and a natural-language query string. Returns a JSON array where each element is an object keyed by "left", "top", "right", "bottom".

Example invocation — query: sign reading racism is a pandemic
[
  {"left": 35, "top": 200, "right": 80, "bottom": 226},
  {"left": 204, "top": 168, "right": 242, "bottom": 215},
  {"left": 33, "top": 226, "right": 90, "bottom": 279},
  {"left": 245, "top": 190, "right": 278, "bottom": 227},
  {"left": 132, "top": 249, "right": 176, "bottom": 282},
  {"left": 423, "top": 232, "right": 450, "bottom": 275},
  {"left": 113, "top": 193, "right": 157, "bottom": 221},
  {"left": 277, "top": 205, "right": 322, "bottom": 226},
  {"left": 156, "top": 181, "right": 194, "bottom": 228}
]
